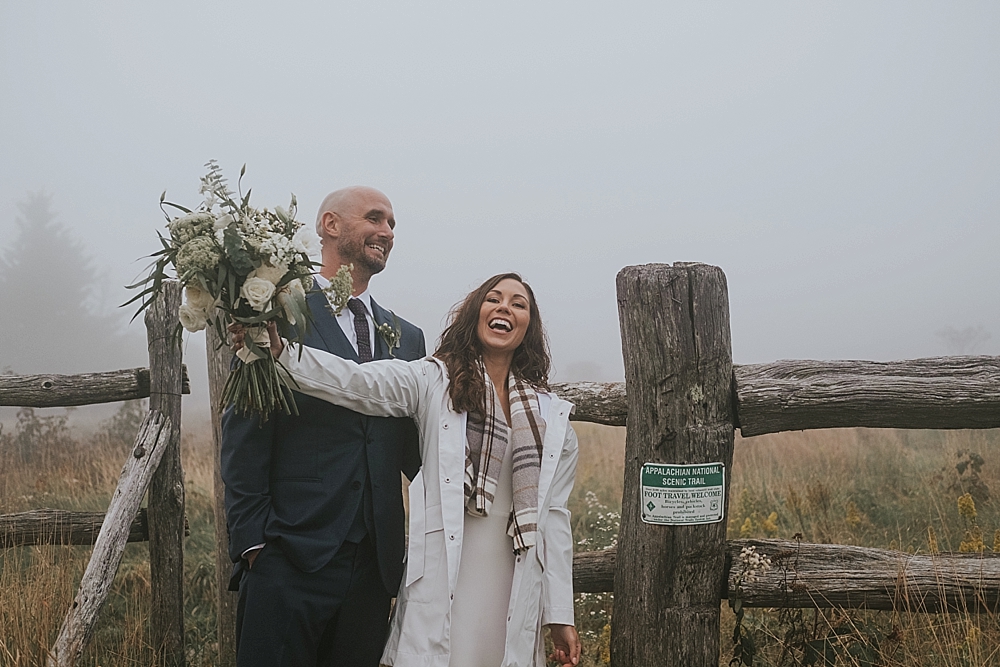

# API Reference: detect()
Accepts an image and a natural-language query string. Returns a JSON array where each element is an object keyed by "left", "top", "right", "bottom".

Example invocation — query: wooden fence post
[
  {"left": 47, "top": 412, "right": 172, "bottom": 667},
  {"left": 207, "top": 326, "right": 238, "bottom": 666},
  {"left": 611, "top": 263, "right": 734, "bottom": 666},
  {"left": 145, "top": 281, "right": 185, "bottom": 666}
]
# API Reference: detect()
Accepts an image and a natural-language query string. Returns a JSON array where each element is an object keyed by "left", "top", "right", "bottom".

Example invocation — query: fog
[{"left": 2, "top": 2, "right": 998, "bottom": 420}]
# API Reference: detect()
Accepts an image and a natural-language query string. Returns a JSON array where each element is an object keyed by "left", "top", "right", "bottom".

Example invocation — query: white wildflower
[
  {"left": 293, "top": 226, "right": 321, "bottom": 257},
  {"left": 214, "top": 213, "right": 235, "bottom": 231},
  {"left": 241, "top": 276, "right": 276, "bottom": 311},
  {"left": 258, "top": 231, "right": 298, "bottom": 268},
  {"left": 737, "top": 546, "right": 772, "bottom": 585}
]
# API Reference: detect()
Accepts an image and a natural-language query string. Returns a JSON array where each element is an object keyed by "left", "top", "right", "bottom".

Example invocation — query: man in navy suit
[{"left": 222, "top": 186, "right": 425, "bottom": 667}]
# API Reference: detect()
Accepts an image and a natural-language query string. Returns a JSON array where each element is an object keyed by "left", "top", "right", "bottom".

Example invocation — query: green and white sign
[{"left": 640, "top": 462, "right": 725, "bottom": 525}]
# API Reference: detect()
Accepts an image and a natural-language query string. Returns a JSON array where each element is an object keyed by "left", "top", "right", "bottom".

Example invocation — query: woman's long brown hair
[{"left": 434, "top": 273, "right": 550, "bottom": 414}]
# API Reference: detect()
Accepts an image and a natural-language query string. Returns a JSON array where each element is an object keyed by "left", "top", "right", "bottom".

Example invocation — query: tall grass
[
  {"left": 4, "top": 410, "right": 1000, "bottom": 665},
  {"left": 0, "top": 403, "right": 219, "bottom": 666}
]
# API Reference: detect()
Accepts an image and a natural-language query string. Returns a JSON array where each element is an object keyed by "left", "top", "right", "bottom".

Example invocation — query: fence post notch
[{"left": 611, "top": 263, "right": 734, "bottom": 666}]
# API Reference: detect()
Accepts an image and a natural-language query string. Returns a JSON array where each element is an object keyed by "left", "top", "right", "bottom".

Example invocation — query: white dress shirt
[{"left": 314, "top": 274, "right": 375, "bottom": 356}]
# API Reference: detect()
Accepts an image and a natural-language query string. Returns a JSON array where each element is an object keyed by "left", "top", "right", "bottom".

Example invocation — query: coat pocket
[{"left": 405, "top": 523, "right": 447, "bottom": 603}]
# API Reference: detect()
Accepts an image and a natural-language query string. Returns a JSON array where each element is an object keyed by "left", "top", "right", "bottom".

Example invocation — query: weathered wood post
[
  {"left": 145, "top": 281, "right": 186, "bottom": 666},
  {"left": 611, "top": 263, "right": 734, "bottom": 666},
  {"left": 207, "top": 326, "right": 238, "bottom": 666},
  {"left": 47, "top": 412, "right": 172, "bottom": 667}
]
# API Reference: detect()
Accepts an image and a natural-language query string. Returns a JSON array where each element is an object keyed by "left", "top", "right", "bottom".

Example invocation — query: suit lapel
[
  {"left": 370, "top": 297, "right": 390, "bottom": 360},
  {"left": 306, "top": 286, "right": 359, "bottom": 362}
]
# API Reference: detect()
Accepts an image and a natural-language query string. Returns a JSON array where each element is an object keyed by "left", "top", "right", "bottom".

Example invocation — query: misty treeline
[
  {"left": 0, "top": 193, "right": 146, "bottom": 375},
  {"left": 0, "top": 400, "right": 146, "bottom": 466}
]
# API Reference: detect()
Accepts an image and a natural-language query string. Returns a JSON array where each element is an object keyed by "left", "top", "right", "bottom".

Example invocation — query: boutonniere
[
  {"left": 321, "top": 264, "right": 354, "bottom": 316},
  {"left": 377, "top": 312, "right": 402, "bottom": 358}
]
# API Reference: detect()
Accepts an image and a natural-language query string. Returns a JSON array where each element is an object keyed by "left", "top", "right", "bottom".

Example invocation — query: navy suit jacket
[{"left": 221, "top": 288, "right": 425, "bottom": 595}]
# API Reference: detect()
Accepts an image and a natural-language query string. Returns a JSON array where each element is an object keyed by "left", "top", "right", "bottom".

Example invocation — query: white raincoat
[{"left": 278, "top": 347, "right": 578, "bottom": 667}]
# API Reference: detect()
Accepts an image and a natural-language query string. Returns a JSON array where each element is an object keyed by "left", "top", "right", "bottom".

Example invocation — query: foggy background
[{"left": 1, "top": 2, "right": 998, "bottom": 423}]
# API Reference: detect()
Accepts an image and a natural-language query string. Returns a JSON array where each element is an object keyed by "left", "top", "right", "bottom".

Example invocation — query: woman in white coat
[{"left": 260, "top": 273, "right": 581, "bottom": 667}]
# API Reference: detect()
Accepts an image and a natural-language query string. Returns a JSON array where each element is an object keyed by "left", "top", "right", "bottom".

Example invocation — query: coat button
[
  {"left": 443, "top": 423, "right": 449, "bottom": 429},
  {"left": 449, "top": 535, "right": 455, "bottom": 540},
  {"left": 444, "top": 477, "right": 450, "bottom": 483},
  {"left": 351, "top": 481, "right": 362, "bottom": 490}
]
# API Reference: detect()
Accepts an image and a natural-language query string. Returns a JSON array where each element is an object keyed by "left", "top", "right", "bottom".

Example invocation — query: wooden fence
[
  {"left": 4, "top": 267, "right": 998, "bottom": 666},
  {"left": 560, "top": 263, "right": 1000, "bottom": 666},
  {"left": 0, "top": 282, "right": 188, "bottom": 667}
]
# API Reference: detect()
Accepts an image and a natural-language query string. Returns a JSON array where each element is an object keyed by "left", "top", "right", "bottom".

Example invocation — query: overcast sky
[{"left": 2, "top": 2, "right": 998, "bottom": 416}]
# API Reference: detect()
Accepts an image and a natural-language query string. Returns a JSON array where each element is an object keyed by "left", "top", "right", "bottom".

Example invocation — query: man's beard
[{"left": 339, "top": 236, "right": 387, "bottom": 275}]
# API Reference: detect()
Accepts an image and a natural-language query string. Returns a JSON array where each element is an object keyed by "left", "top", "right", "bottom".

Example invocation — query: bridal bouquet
[{"left": 126, "top": 161, "right": 353, "bottom": 418}]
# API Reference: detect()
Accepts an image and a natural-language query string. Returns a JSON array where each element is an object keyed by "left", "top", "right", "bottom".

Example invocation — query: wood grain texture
[
  {"left": 0, "top": 508, "right": 148, "bottom": 547},
  {"left": 47, "top": 411, "right": 171, "bottom": 667},
  {"left": 0, "top": 366, "right": 190, "bottom": 408},
  {"left": 734, "top": 356, "right": 1000, "bottom": 437},
  {"left": 729, "top": 539, "right": 1000, "bottom": 612},
  {"left": 575, "top": 541, "right": 1000, "bottom": 614},
  {"left": 206, "top": 326, "right": 238, "bottom": 667},
  {"left": 611, "top": 263, "right": 734, "bottom": 667},
  {"left": 550, "top": 381, "right": 627, "bottom": 426},
  {"left": 145, "top": 281, "right": 186, "bottom": 666},
  {"left": 573, "top": 547, "right": 617, "bottom": 593}
]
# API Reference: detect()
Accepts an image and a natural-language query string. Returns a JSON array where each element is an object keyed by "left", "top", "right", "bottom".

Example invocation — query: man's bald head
[
  {"left": 315, "top": 186, "right": 391, "bottom": 236},
  {"left": 315, "top": 186, "right": 396, "bottom": 291}
]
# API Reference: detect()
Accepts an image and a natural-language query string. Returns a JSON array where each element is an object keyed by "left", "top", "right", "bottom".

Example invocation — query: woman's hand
[
  {"left": 228, "top": 321, "right": 285, "bottom": 359},
  {"left": 547, "top": 624, "right": 580, "bottom": 666}
]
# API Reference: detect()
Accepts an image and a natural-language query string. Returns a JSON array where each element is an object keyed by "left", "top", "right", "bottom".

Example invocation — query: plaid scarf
[{"left": 464, "top": 370, "right": 545, "bottom": 554}]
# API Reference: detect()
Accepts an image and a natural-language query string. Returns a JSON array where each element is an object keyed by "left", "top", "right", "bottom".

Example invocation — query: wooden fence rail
[
  {"left": 1, "top": 509, "right": 150, "bottom": 547},
  {"left": 733, "top": 357, "right": 1000, "bottom": 436},
  {"left": 571, "top": 540, "right": 1000, "bottom": 614},
  {"left": 0, "top": 366, "right": 190, "bottom": 407},
  {"left": 552, "top": 354, "right": 1000, "bottom": 436}
]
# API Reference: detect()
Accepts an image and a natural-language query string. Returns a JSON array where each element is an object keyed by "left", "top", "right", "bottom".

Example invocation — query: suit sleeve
[
  {"left": 277, "top": 343, "right": 430, "bottom": 418},
  {"left": 220, "top": 406, "right": 275, "bottom": 562},
  {"left": 541, "top": 424, "right": 579, "bottom": 626}
]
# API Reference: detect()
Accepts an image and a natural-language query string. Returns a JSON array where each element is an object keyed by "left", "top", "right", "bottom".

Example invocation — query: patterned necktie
[{"left": 347, "top": 298, "right": 373, "bottom": 363}]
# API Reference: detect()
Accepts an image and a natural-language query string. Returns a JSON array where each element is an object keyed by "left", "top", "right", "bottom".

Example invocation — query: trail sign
[{"left": 640, "top": 462, "right": 725, "bottom": 525}]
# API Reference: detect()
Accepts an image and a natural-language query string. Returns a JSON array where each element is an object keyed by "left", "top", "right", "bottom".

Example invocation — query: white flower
[
  {"left": 241, "top": 276, "right": 276, "bottom": 311},
  {"left": 214, "top": 213, "right": 235, "bottom": 231},
  {"left": 293, "top": 227, "right": 321, "bottom": 257},
  {"left": 249, "top": 262, "right": 288, "bottom": 286},
  {"left": 184, "top": 285, "right": 216, "bottom": 312},
  {"left": 178, "top": 303, "right": 209, "bottom": 332}
]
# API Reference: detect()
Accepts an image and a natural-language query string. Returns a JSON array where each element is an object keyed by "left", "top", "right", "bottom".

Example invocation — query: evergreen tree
[{"left": 0, "top": 193, "right": 143, "bottom": 374}]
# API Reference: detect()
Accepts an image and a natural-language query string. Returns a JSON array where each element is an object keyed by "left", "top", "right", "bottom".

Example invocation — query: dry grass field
[{"left": 3, "top": 405, "right": 1000, "bottom": 665}]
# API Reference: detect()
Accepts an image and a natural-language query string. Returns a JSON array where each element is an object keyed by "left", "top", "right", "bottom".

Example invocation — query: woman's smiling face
[{"left": 477, "top": 278, "right": 531, "bottom": 356}]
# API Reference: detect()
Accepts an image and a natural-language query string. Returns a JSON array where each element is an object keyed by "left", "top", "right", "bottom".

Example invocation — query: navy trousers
[{"left": 235, "top": 537, "right": 392, "bottom": 667}]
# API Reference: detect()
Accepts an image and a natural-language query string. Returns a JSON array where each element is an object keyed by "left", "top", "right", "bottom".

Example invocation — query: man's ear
[{"left": 320, "top": 210, "right": 340, "bottom": 238}]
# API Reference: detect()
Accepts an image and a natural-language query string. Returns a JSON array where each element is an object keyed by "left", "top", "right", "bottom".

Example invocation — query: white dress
[{"left": 447, "top": 441, "right": 516, "bottom": 667}]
